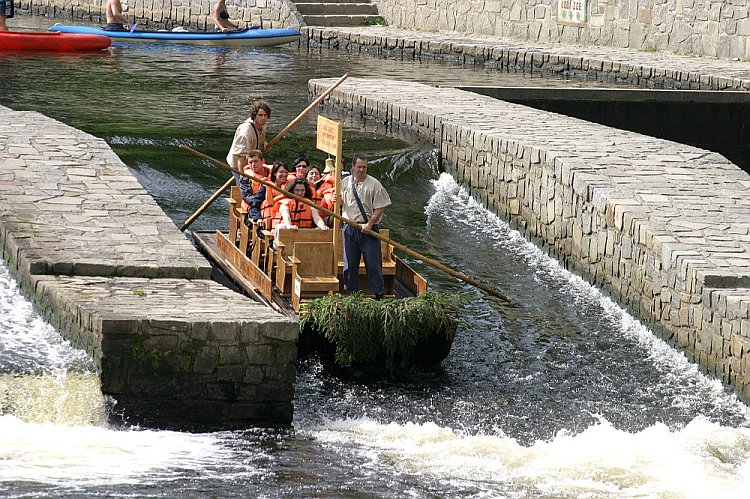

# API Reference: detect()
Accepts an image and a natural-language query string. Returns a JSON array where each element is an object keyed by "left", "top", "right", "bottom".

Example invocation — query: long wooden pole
[
  {"left": 179, "top": 73, "right": 350, "bottom": 232},
  {"left": 179, "top": 145, "right": 512, "bottom": 303},
  {"left": 180, "top": 177, "right": 235, "bottom": 231}
]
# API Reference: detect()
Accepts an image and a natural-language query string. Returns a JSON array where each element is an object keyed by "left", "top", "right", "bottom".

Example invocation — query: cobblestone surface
[{"left": 0, "top": 106, "right": 211, "bottom": 279}]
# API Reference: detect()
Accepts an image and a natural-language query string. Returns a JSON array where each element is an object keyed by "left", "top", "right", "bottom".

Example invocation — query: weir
[
  {"left": 308, "top": 77, "right": 750, "bottom": 402},
  {"left": 0, "top": 106, "right": 297, "bottom": 429}
]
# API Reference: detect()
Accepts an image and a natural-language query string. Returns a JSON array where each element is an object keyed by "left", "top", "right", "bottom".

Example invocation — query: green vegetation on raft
[{"left": 300, "top": 291, "right": 464, "bottom": 374}]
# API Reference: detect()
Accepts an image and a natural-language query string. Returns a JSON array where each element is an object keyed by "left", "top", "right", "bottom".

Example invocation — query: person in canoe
[
  {"left": 338, "top": 154, "right": 391, "bottom": 299},
  {"left": 0, "top": 0, "right": 14, "bottom": 31},
  {"left": 227, "top": 100, "right": 271, "bottom": 186},
  {"left": 104, "top": 0, "right": 131, "bottom": 31},
  {"left": 213, "top": 0, "right": 239, "bottom": 33}
]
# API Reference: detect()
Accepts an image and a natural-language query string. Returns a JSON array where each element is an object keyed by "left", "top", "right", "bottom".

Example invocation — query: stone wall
[
  {"left": 309, "top": 78, "right": 750, "bottom": 402},
  {"left": 372, "top": 0, "right": 750, "bottom": 60},
  {"left": 0, "top": 105, "right": 298, "bottom": 429},
  {"left": 16, "top": 0, "right": 304, "bottom": 29},
  {"left": 29, "top": 275, "right": 297, "bottom": 429}
]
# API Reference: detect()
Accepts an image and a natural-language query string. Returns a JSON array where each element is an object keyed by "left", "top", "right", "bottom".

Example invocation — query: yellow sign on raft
[{"left": 316, "top": 115, "right": 342, "bottom": 156}]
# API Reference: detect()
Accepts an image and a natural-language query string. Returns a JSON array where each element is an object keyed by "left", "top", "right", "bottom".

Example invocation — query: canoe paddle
[{"left": 179, "top": 144, "right": 513, "bottom": 303}]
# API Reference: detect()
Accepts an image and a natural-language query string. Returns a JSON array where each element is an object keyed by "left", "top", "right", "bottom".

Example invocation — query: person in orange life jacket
[
  {"left": 289, "top": 156, "right": 309, "bottom": 181},
  {"left": 273, "top": 178, "right": 330, "bottom": 236},
  {"left": 213, "top": 0, "right": 238, "bottom": 32},
  {"left": 227, "top": 101, "right": 270, "bottom": 187},
  {"left": 338, "top": 154, "right": 391, "bottom": 297},
  {"left": 239, "top": 149, "right": 270, "bottom": 221},
  {"left": 256, "top": 161, "right": 290, "bottom": 228},
  {"left": 304, "top": 165, "right": 324, "bottom": 205}
]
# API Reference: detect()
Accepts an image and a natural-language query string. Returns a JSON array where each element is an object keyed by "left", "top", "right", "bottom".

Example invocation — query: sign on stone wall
[{"left": 557, "top": 0, "right": 587, "bottom": 26}]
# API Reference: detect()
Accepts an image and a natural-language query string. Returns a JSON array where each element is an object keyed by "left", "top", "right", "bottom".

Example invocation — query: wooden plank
[
  {"left": 395, "top": 255, "right": 427, "bottom": 295},
  {"left": 215, "top": 230, "right": 273, "bottom": 302}
]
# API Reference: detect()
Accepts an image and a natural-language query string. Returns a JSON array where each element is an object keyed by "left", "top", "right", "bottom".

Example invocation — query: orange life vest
[
  {"left": 275, "top": 198, "right": 314, "bottom": 229},
  {"left": 261, "top": 179, "right": 289, "bottom": 228},
  {"left": 310, "top": 186, "right": 323, "bottom": 207},
  {"left": 240, "top": 164, "right": 271, "bottom": 212}
]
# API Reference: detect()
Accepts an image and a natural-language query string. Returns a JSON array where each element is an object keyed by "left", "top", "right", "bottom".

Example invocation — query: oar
[
  {"left": 179, "top": 73, "right": 350, "bottom": 232},
  {"left": 179, "top": 145, "right": 512, "bottom": 303}
]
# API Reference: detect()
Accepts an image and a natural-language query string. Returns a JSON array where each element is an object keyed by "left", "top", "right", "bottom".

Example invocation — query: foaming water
[
  {"left": 0, "top": 264, "right": 94, "bottom": 375},
  {"left": 423, "top": 173, "right": 750, "bottom": 431},
  {"left": 309, "top": 416, "right": 750, "bottom": 497},
  {"left": 0, "top": 415, "right": 227, "bottom": 486}
]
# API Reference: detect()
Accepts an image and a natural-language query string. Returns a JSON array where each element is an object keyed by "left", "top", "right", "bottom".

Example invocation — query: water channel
[{"left": 2, "top": 15, "right": 750, "bottom": 498}]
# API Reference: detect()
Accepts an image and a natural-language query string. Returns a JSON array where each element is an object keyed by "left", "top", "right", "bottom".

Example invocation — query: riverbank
[
  {"left": 309, "top": 76, "right": 750, "bottom": 402},
  {"left": 301, "top": 25, "right": 750, "bottom": 90},
  {"left": 0, "top": 105, "right": 297, "bottom": 429}
]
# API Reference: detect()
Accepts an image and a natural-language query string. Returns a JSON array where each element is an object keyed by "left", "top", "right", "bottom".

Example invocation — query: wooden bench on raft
[
  {"left": 290, "top": 241, "right": 339, "bottom": 311},
  {"left": 273, "top": 228, "right": 334, "bottom": 296},
  {"left": 228, "top": 186, "right": 274, "bottom": 269}
]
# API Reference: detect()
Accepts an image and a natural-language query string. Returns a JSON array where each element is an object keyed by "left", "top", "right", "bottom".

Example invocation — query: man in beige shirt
[
  {"left": 227, "top": 101, "right": 270, "bottom": 184},
  {"left": 340, "top": 154, "right": 391, "bottom": 298}
]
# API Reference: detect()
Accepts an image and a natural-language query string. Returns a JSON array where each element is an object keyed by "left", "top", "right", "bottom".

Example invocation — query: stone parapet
[
  {"left": 30, "top": 275, "right": 297, "bottom": 429},
  {"left": 0, "top": 108, "right": 212, "bottom": 281},
  {"left": 308, "top": 77, "right": 750, "bottom": 401},
  {"left": 302, "top": 25, "right": 750, "bottom": 90}
]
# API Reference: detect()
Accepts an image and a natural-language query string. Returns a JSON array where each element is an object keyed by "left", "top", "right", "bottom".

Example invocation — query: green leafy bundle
[{"left": 300, "top": 292, "right": 462, "bottom": 373}]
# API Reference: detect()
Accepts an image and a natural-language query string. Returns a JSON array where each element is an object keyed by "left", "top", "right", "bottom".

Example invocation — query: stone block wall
[
  {"left": 16, "top": 0, "right": 304, "bottom": 29},
  {"left": 27, "top": 275, "right": 298, "bottom": 429},
  {"left": 372, "top": 0, "right": 750, "bottom": 60}
]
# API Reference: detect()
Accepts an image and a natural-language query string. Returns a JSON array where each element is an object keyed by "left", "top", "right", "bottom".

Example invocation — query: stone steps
[
  {"left": 295, "top": 2, "right": 378, "bottom": 15},
  {"left": 291, "top": 1, "right": 381, "bottom": 27}
]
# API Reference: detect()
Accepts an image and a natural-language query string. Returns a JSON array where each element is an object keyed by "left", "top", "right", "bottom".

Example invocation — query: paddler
[
  {"left": 213, "top": 0, "right": 239, "bottom": 33},
  {"left": 104, "top": 0, "right": 131, "bottom": 31},
  {"left": 0, "top": 0, "right": 13, "bottom": 31}
]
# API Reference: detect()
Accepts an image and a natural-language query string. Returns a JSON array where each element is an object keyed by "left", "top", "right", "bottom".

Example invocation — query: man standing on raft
[{"left": 339, "top": 154, "right": 391, "bottom": 299}]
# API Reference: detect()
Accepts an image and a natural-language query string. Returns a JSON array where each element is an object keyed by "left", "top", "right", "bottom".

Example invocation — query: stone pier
[
  {"left": 0, "top": 106, "right": 297, "bottom": 429},
  {"left": 301, "top": 26, "right": 750, "bottom": 91},
  {"left": 309, "top": 77, "right": 750, "bottom": 401}
]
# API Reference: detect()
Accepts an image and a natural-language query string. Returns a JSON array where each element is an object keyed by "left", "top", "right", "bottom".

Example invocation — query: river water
[{"left": 3, "top": 15, "right": 750, "bottom": 498}]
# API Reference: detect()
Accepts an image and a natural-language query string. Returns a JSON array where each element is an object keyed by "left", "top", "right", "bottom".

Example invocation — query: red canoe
[{"left": 0, "top": 31, "right": 111, "bottom": 52}]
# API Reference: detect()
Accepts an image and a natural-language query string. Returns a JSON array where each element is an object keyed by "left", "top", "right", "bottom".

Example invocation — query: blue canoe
[{"left": 48, "top": 25, "right": 301, "bottom": 47}]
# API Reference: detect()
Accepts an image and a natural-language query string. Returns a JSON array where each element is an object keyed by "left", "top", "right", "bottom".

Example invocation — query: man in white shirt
[
  {"left": 340, "top": 154, "right": 391, "bottom": 298},
  {"left": 227, "top": 101, "right": 270, "bottom": 185}
]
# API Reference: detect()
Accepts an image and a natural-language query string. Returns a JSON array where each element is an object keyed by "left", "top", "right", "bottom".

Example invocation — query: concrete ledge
[
  {"left": 0, "top": 106, "right": 211, "bottom": 280},
  {"left": 308, "top": 77, "right": 750, "bottom": 401},
  {"left": 30, "top": 275, "right": 297, "bottom": 429},
  {"left": 301, "top": 26, "right": 750, "bottom": 91}
]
